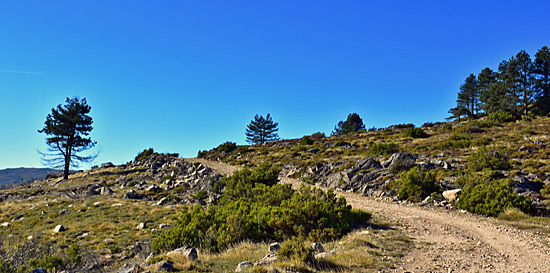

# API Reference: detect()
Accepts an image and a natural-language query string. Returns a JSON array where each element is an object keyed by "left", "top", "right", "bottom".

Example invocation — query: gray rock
[
  {"left": 157, "top": 197, "right": 169, "bottom": 206},
  {"left": 167, "top": 246, "right": 198, "bottom": 261},
  {"left": 59, "top": 209, "right": 69, "bottom": 215},
  {"left": 124, "top": 189, "right": 136, "bottom": 199},
  {"left": 312, "top": 242, "right": 324, "bottom": 253},
  {"left": 355, "top": 157, "right": 382, "bottom": 170},
  {"left": 235, "top": 261, "right": 252, "bottom": 272},
  {"left": 442, "top": 189, "right": 461, "bottom": 202},
  {"left": 53, "top": 225, "right": 66, "bottom": 232},
  {"left": 1, "top": 222, "right": 10, "bottom": 227},
  {"left": 269, "top": 242, "right": 281, "bottom": 252},
  {"left": 254, "top": 253, "right": 277, "bottom": 266},
  {"left": 115, "top": 263, "right": 141, "bottom": 273},
  {"left": 101, "top": 162, "right": 115, "bottom": 168},
  {"left": 159, "top": 223, "right": 168, "bottom": 229},
  {"left": 153, "top": 261, "right": 173, "bottom": 272},
  {"left": 137, "top": 222, "right": 146, "bottom": 230},
  {"left": 100, "top": 186, "right": 113, "bottom": 195},
  {"left": 381, "top": 152, "right": 417, "bottom": 172}
]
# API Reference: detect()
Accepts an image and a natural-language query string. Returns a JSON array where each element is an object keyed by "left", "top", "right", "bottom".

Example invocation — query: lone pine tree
[
  {"left": 38, "top": 97, "right": 97, "bottom": 179},
  {"left": 245, "top": 113, "right": 279, "bottom": 144}
]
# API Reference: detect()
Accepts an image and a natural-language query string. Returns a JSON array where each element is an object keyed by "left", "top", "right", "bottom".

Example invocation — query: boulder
[
  {"left": 312, "top": 242, "right": 324, "bottom": 253},
  {"left": 354, "top": 157, "right": 382, "bottom": 170},
  {"left": 101, "top": 162, "right": 115, "bottom": 168},
  {"left": 235, "top": 261, "right": 252, "bottom": 272},
  {"left": 381, "top": 153, "right": 417, "bottom": 172},
  {"left": 137, "top": 222, "right": 146, "bottom": 230},
  {"left": 167, "top": 246, "right": 198, "bottom": 261},
  {"left": 153, "top": 261, "right": 174, "bottom": 272},
  {"left": 268, "top": 242, "right": 281, "bottom": 252},
  {"left": 442, "top": 189, "right": 461, "bottom": 202},
  {"left": 100, "top": 186, "right": 113, "bottom": 195},
  {"left": 157, "top": 197, "right": 170, "bottom": 206},
  {"left": 1, "top": 222, "right": 10, "bottom": 227},
  {"left": 115, "top": 263, "right": 141, "bottom": 273},
  {"left": 53, "top": 225, "right": 66, "bottom": 232},
  {"left": 254, "top": 253, "right": 277, "bottom": 266},
  {"left": 124, "top": 189, "right": 136, "bottom": 199}
]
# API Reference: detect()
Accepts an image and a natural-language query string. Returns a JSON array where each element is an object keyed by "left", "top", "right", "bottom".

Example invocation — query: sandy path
[{"left": 189, "top": 158, "right": 550, "bottom": 272}]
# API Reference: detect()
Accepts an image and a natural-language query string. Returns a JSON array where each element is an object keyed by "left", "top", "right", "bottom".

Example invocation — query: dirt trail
[{"left": 187, "top": 158, "right": 550, "bottom": 272}]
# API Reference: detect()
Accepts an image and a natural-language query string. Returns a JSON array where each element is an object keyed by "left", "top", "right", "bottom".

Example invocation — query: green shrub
[
  {"left": 197, "top": 150, "right": 208, "bottom": 158},
  {"left": 405, "top": 127, "right": 429, "bottom": 138},
  {"left": 391, "top": 123, "right": 415, "bottom": 129},
  {"left": 397, "top": 167, "right": 439, "bottom": 202},
  {"left": 457, "top": 179, "right": 532, "bottom": 217},
  {"left": 216, "top": 141, "right": 237, "bottom": 153},
  {"left": 370, "top": 142, "right": 399, "bottom": 155},
  {"left": 278, "top": 238, "right": 315, "bottom": 264},
  {"left": 467, "top": 145, "right": 511, "bottom": 171},
  {"left": 152, "top": 164, "right": 370, "bottom": 253},
  {"left": 310, "top": 132, "right": 326, "bottom": 140},
  {"left": 300, "top": 136, "right": 314, "bottom": 145},
  {"left": 486, "top": 111, "right": 514, "bottom": 125},
  {"left": 471, "top": 136, "right": 492, "bottom": 147},
  {"left": 135, "top": 148, "right": 155, "bottom": 161}
]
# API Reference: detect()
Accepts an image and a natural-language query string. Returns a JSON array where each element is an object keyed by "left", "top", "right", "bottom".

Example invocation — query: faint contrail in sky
[{"left": 0, "top": 69, "right": 44, "bottom": 75}]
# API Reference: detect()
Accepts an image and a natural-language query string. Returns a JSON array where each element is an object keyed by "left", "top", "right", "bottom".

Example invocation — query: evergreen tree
[
  {"left": 533, "top": 46, "right": 550, "bottom": 116},
  {"left": 332, "top": 113, "right": 365, "bottom": 135},
  {"left": 504, "top": 57, "right": 521, "bottom": 117},
  {"left": 245, "top": 114, "right": 280, "bottom": 144},
  {"left": 478, "top": 67, "right": 496, "bottom": 113},
  {"left": 513, "top": 50, "right": 535, "bottom": 116},
  {"left": 456, "top": 74, "right": 479, "bottom": 117},
  {"left": 38, "top": 97, "right": 97, "bottom": 180}
]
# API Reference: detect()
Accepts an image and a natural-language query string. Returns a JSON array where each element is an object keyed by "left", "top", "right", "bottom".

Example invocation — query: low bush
[
  {"left": 216, "top": 141, "right": 237, "bottom": 153},
  {"left": 397, "top": 167, "right": 439, "bottom": 202},
  {"left": 310, "top": 132, "right": 326, "bottom": 140},
  {"left": 457, "top": 179, "right": 532, "bottom": 217},
  {"left": 405, "top": 127, "right": 429, "bottom": 138},
  {"left": 467, "top": 145, "right": 511, "bottom": 171},
  {"left": 152, "top": 164, "right": 371, "bottom": 253},
  {"left": 486, "top": 111, "right": 514, "bottom": 125},
  {"left": 370, "top": 143, "right": 399, "bottom": 155},
  {"left": 300, "top": 136, "right": 314, "bottom": 145},
  {"left": 135, "top": 148, "right": 155, "bottom": 161},
  {"left": 390, "top": 123, "right": 415, "bottom": 129}
]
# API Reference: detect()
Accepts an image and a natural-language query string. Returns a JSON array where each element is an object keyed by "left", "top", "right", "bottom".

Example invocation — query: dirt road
[{"left": 187, "top": 158, "right": 550, "bottom": 272}]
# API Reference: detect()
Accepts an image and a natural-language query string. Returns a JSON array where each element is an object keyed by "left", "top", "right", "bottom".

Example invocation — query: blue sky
[{"left": 1, "top": 0, "right": 549, "bottom": 169}]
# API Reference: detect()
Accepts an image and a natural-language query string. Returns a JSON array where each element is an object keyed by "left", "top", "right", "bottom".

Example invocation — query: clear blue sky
[{"left": 1, "top": 0, "right": 549, "bottom": 169}]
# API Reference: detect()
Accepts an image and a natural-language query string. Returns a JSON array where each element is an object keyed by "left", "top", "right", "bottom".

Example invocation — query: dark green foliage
[
  {"left": 135, "top": 148, "right": 155, "bottom": 161},
  {"left": 533, "top": 46, "right": 550, "bottom": 116},
  {"left": 332, "top": 113, "right": 365, "bottom": 136},
  {"left": 457, "top": 179, "right": 533, "bottom": 217},
  {"left": 29, "top": 255, "right": 64, "bottom": 272},
  {"left": 369, "top": 142, "right": 399, "bottom": 155},
  {"left": 467, "top": 145, "right": 511, "bottom": 171},
  {"left": 216, "top": 141, "right": 237, "bottom": 153},
  {"left": 38, "top": 97, "right": 97, "bottom": 180},
  {"left": 391, "top": 123, "right": 415, "bottom": 129},
  {"left": 310, "top": 132, "right": 326, "bottom": 140},
  {"left": 486, "top": 111, "right": 514, "bottom": 125},
  {"left": 246, "top": 114, "right": 280, "bottom": 144},
  {"left": 300, "top": 136, "right": 314, "bottom": 145},
  {"left": 397, "top": 167, "right": 439, "bottom": 202},
  {"left": 405, "top": 127, "right": 429, "bottom": 138},
  {"left": 457, "top": 74, "right": 479, "bottom": 117},
  {"left": 197, "top": 150, "right": 207, "bottom": 158},
  {"left": 152, "top": 164, "right": 370, "bottom": 253}
]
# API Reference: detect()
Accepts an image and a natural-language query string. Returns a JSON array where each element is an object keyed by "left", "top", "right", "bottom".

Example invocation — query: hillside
[
  {"left": 0, "top": 168, "right": 56, "bottom": 187},
  {"left": 0, "top": 116, "right": 550, "bottom": 272}
]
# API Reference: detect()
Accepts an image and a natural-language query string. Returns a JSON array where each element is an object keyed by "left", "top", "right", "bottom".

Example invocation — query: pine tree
[
  {"left": 533, "top": 46, "right": 550, "bottom": 116},
  {"left": 456, "top": 74, "right": 479, "bottom": 117},
  {"left": 478, "top": 67, "right": 496, "bottom": 113},
  {"left": 38, "top": 97, "right": 97, "bottom": 179},
  {"left": 245, "top": 114, "right": 280, "bottom": 144},
  {"left": 332, "top": 113, "right": 365, "bottom": 136},
  {"left": 513, "top": 50, "right": 535, "bottom": 116}
]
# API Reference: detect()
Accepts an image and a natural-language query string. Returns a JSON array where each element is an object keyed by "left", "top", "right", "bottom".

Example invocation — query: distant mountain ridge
[{"left": 0, "top": 167, "right": 57, "bottom": 186}]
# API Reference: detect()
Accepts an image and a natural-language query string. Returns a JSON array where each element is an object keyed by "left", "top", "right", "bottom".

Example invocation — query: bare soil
[{"left": 189, "top": 158, "right": 550, "bottom": 272}]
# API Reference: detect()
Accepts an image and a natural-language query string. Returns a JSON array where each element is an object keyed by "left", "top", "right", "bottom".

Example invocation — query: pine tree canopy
[
  {"left": 245, "top": 113, "right": 280, "bottom": 144},
  {"left": 332, "top": 113, "right": 365, "bottom": 136},
  {"left": 38, "top": 97, "right": 97, "bottom": 179}
]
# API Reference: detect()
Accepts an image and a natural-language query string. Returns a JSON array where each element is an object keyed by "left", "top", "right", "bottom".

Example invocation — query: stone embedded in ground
[
  {"left": 159, "top": 223, "right": 168, "bottom": 229},
  {"left": 101, "top": 162, "right": 115, "bottom": 168},
  {"left": 137, "top": 222, "right": 146, "bottom": 230},
  {"left": 235, "top": 261, "right": 252, "bottom": 272},
  {"left": 53, "top": 224, "right": 66, "bottom": 232},
  {"left": 167, "top": 246, "right": 198, "bottom": 261},
  {"left": 312, "top": 242, "right": 325, "bottom": 253},
  {"left": 268, "top": 242, "right": 281, "bottom": 252},
  {"left": 114, "top": 263, "right": 141, "bottom": 273},
  {"left": 153, "top": 260, "right": 174, "bottom": 272},
  {"left": 254, "top": 253, "right": 277, "bottom": 266},
  {"left": 1, "top": 222, "right": 10, "bottom": 227},
  {"left": 442, "top": 189, "right": 462, "bottom": 202}
]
